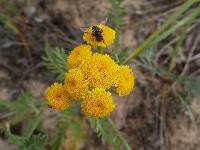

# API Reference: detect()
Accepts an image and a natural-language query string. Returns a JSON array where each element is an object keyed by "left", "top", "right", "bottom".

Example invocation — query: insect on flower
[
  {"left": 81, "top": 25, "right": 107, "bottom": 47},
  {"left": 91, "top": 26, "right": 104, "bottom": 42},
  {"left": 81, "top": 18, "right": 116, "bottom": 48},
  {"left": 45, "top": 19, "right": 135, "bottom": 118}
]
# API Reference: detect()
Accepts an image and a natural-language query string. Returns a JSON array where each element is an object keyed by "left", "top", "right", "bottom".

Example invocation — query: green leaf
[
  {"left": 88, "top": 118, "right": 131, "bottom": 150},
  {"left": 118, "top": 47, "right": 130, "bottom": 64},
  {"left": 4, "top": 122, "right": 47, "bottom": 150},
  {"left": 4, "top": 124, "right": 26, "bottom": 146},
  {"left": 24, "top": 134, "right": 48, "bottom": 150},
  {"left": 42, "top": 43, "right": 67, "bottom": 80},
  {"left": 22, "top": 113, "right": 42, "bottom": 139},
  {"left": 123, "top": 0, "right": 198, "bottom": 64},
  {"left": 51, "top": 107, "right": 85, "bottom": 150},
  {"left": 107, "top": 0, "right": 125, "bottom": 48},
  {"left": 149, "top": 6, "right": 200, "bottom": 49},
  {"left": 0, "top": 89, "right": 37, "bottom": 114},
  {"left": 179, "top": 76, "right": 200, "bottom": 100},
  {"left": 0, "top": 15, "right": 19, "bottom": 34},
  {"left": 174, "top": 91, "right": 195, "bottom": 122}
]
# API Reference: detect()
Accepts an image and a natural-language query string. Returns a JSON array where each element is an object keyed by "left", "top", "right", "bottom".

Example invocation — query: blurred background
[{"left": 0, "top": 0, "right": 200, "bottom": 150}]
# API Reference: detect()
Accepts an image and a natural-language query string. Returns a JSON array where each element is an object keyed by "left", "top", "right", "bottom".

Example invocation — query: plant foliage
[
  {"left": 0, "top": 90, "right": 47, "bottom": 150},
  {"left": 42, "top": 43, "right": 67, "bottom": 80}
]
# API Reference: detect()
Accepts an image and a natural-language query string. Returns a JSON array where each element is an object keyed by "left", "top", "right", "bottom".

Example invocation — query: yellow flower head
[
  {"left": 67, "top": 44, "right": 92, "bottom": 69},
  {"left": 115, "top": 65, "right": 135, "bottom": 96},
  {"left": 83, "top": 24, "right": 116, "bottom": 48},
  {"left": 64, "top": 69, "right": 89, "bottom": 100},
  {"left": 81, "top": 88, "right": 115, "bottom": 118},
  {"left": 82, "top": 53, "right": 118, "bottom": 89},
  {"left": 45, "top": 82, "right": 71, "bottom": 110}
]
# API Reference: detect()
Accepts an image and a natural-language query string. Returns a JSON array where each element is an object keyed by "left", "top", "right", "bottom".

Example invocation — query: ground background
[{"left": 0, "top": 0, "right": 200, "bottom": 150}]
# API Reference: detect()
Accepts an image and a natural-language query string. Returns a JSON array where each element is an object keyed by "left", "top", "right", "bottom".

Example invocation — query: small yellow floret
[
  {"left": 64, "top": 69, "right": 89, "bottom": 100},
  {"left": 81, "top": 88, "right": 115, "bottom": 118},
  {"left": 81, "top": 53, "right": 118, "bottom": 89},
  {"left": 83, "top": 24, "right": 116, "bottom": 48},
  {"left": 115, "top": 65, "right": 135, "bottom": 96},
  {"left": 45, "top": 82, "right": 71, "bottom": 110},
  {"left": 67, "top": 44, "right": 92, "bottom": 69}
]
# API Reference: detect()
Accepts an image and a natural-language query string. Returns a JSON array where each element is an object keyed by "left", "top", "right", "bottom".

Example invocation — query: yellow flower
[
  {"left": 64, "top": 69, "right": 89, "bottom": 100},
  {"left": 81, "top": 53, "right": 118, "bottom": 89},
  {"left": 81, "top": 88, "right": 115, "bottom": 117},
  {"left": 67, "top": 44, "right": 92, "bottom": 69},
  {"left": 83, "top": 24, "right": 116, "bottom": 48},
  {"left": 45, "top": 82, "right": 71, "bottom": 110},
  {"left": 115, "top": 65, "right": 135, "bottom": 96}
]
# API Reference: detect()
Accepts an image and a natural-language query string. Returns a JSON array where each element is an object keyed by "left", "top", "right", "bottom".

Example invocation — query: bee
[
  {"left": 91, "top": 25, "right": 103, "bottom": 42},
  {"left": 80, "top": 18, "right": 109, "bottom": 47}
]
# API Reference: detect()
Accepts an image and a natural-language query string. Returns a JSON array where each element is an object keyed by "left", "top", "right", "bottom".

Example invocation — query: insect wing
[
  {"left": 80, "top": 27, "right": 88, "bottom": 32},
  {"left": 100, "top": 18, "right": 110, "bottom": 25}
]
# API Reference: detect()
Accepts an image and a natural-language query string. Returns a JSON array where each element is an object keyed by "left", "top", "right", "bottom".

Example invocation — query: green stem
[
  {"left": 168, "top": 19, "right": 192, "bottom": 72},
  {"left": 97, "top": 47, "right": 104, "bottom": 53},
  {"left": 122, "top": 0, "right": 197, "bottom": 64},
  {"left": 149, "top": 6, "right": 200, "bottom": 49},
  {"left": 108, "top": 118, "right": 131, "bottom": 150}
]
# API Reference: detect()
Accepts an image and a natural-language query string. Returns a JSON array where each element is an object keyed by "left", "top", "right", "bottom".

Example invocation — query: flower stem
[
  {"left": 97, "top": 47, "right": 104, "bottom": 53},
  {"left": 107, "top": 118, "right": 131, "bottom": 150}
]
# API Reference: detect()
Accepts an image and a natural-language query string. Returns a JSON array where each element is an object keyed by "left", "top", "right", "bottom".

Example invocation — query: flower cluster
[{"left": 45, "top": 24, "right": 135, "bottom": 118}]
